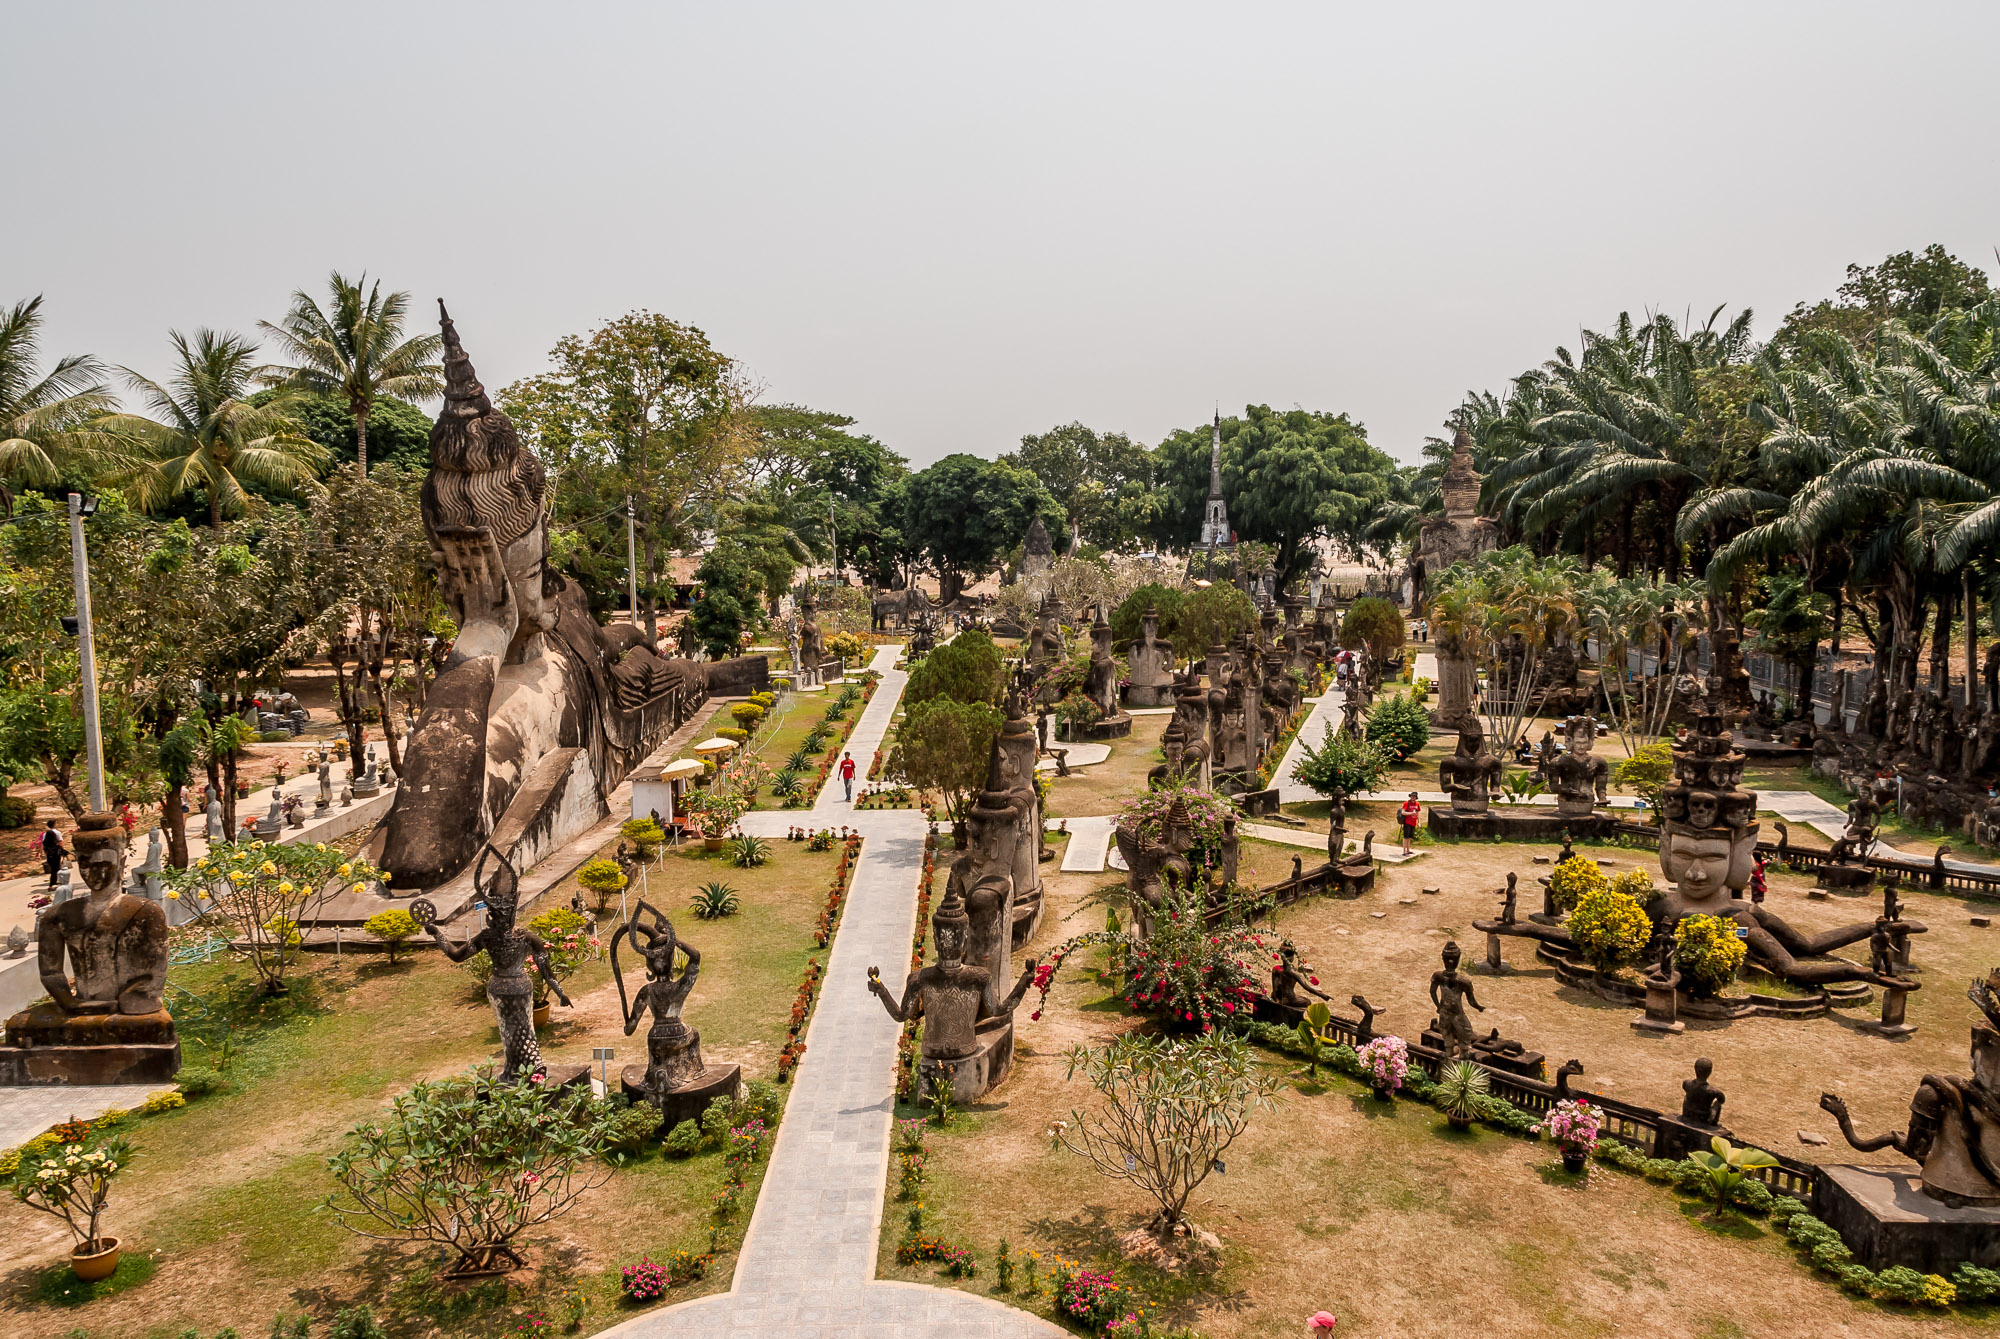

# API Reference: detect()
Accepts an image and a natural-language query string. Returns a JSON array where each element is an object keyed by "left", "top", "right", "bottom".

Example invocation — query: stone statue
[
  {"left": 867, "top": 886, "right": 1037, "bottom": 1103},
  {"left": 797, "top": 587, "right": 824, "bottom": 687},
  {"left": 317, "top": 760, "right": 333, "bottom": 810},
  {"left": 1438, "top": 718, "right": 1504, "bottom": 814},
  {"left": 5, "top": 925, "right": 26, "bottom": 959},
  {"left": 1680, "top": 1057, "right": 1727, "bottom": 1127},
  {"left": 416, "top": 845, "right": 571, "bottom": 1083},
  {"left": 205, "top": 791, "right": 224, "bottom": 842},
  {"left": 1545, "top": 715, "right": 1609, "bottom": 818},
  {"left": 1496, "top": 871, "right": 1519, "bottom": 925},
  {"left": 377, "top": 304, "right": 715, "bottom": 900},
  {"left": 1271, "top": 939, "right": 1331, "bottom": 1010},
  {"left": 1124, "top": 603, "right": 1175, "bottom": 707},
  {"left": 1821, "top": 969, "right": 2000, "bottom": 1207},
  {"left": 610, "top": 901, "right": 738, "bottom": 1123},
  {"left": 1084, "top": 605, "right": 1123, "bottom": 723},
  {"left": 1429, "top": 940, "right": 1486, "bottom": 1058},
  {"left": 1653, "top": 710, "right": 1920, "bottom": 988},
  {"left": 1, "top": 810, "right": 178, "bottom": 1084},
  {"left": 1844, "top": 790, "right": 1882, "bottom": 855}
]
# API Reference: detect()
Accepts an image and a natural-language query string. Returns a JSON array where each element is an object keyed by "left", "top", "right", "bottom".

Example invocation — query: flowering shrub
[
  {"left": 1054, "top": 690, "right": 1102, "bottom": 733},
  {"left": 1119, "top": 887, "right": 1266, "bottom": 1031},
  {"left": 622, "top": 1256, "right": 671, "bottom": 1300},
  {"left": 895, "top": 1231, "right": 977, "bottom": 1276},
  {"left": 1540, "top": 1098, "right": 1602, "bottom": 1155},
  {"left": 778, "top": 957, "right": 826, "bottom": 1081},
  {"left": 1568, "top": 885, "right": 1652, "bottom": 973},
  {"left": 1546, "top": 854, "right": 1606, "bottom": 913},
  {"left": 1116, "top": 782, "right": 1238, "bottom": 861},
  {"left": 1674, "top": 913, "right": 1747, "bottom": 996},
  {"left": 1048, "top": 1258, "right": 1128, "bottom": 1333},
  {"left": 5, "top": 1122, "right": 131, "bottom": 1249},
  {"left": 526, "top": 907, "right": 602, "bottom": 1006},
  {"left": 162, "top": 839, "right": 381, "bottom": 994},
  {"left": 363, "top": 907, "right": 421, "bottom": 963},
  {"left": 1356, "top": 1035, "right": 1410, "bottom": 1093},
  {"left": 665, "top": 1248, "right": 711, "bottom": 1284}
]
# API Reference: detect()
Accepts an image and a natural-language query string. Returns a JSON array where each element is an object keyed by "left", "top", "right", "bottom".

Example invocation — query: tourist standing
[
  {"left": 1398, "top": 792, "right": 1423, "bottom": 856},
  {"left": 39, "top": 820, "right": 67, "bottom": 889},
  {"left": 839, "top": 751, "right": 856, "bottom": 801}
]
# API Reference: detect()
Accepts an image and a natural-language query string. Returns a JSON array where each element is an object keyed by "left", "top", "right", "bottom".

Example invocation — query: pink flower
[
  {"left": 1030, "top": 1010, "right": 1042, "bottom": 1021},
  {"left": 1309, "top": 1312, "right": 1338, "bottom": 1331}
]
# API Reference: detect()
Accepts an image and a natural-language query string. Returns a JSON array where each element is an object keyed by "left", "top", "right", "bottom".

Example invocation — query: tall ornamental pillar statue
[{"left": 2, "top": 811, "right": 178, "bottom": 1084}]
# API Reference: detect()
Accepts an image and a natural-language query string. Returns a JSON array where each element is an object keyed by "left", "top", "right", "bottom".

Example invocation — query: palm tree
[
  {"left": 118, "top": 330, "right": 329, "bottom": 526},
  {"left": 0, "top": 296, "right": 148, "bottom": 511},
  {"left": 258, "top": 272, "right": 443, "bottom": 474}
]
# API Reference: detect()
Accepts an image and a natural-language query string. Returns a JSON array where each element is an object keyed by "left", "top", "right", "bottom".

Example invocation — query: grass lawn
[
  {"left": 876, "top": 862, "right": 1995, "bottom": 1338},
  {"left": 0, "top": 837, "right": 845, "bottom": 1339}
]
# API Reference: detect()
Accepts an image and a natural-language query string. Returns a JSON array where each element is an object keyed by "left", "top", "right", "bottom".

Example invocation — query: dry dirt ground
[{"left": 879, "top": 844, "right": 1999, "bottom": 1337}]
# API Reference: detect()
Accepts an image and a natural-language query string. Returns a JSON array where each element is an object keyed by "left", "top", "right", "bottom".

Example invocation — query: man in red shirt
[
  {"left": 1399, "top": 792, "right": 1423, "bottom": 855},
  {"left": 839, "top": 751, "right": 856, "bottom": 802}
]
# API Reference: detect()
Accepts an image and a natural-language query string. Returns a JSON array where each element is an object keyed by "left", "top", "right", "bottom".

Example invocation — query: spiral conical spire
[{"left": 438, "top": 300, "right": 491, "bottom": 420}]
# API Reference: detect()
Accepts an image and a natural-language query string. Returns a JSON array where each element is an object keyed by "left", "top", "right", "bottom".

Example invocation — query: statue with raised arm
[
  {"left": 1821, "top": 969, "right": 2000, "bottom": 1207},
  {"left": 867, "top": 885, "right": 1037, "bottom": 1103},
  {"left": 414, "top": 845, "right": 569, "bottom": 1083},
  {"left": 607, "top": 900, "right": 737, "bottom": 1121},
  {"left": 1270, "top": 939, "right": 1331, "bottom": 1011}
]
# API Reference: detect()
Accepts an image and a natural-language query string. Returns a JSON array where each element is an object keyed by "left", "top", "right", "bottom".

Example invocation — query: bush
[
  {"left": 1870, "top": 1265, "right": 1930, "bottom": 1303},
  {"left": 1837, "top": 1264, "right": 1879, "bottom": 1295},
  {"left": 323, "top": 1075, "right": 618, "bottom": 1274},
  {"left": 729, "top": 834, "right": 771, "bottom": 868},
  {"left": 328, "top": 1306, "right": 387, "bottom": 1339},
  {"left": 663, "top": 1120, "right": 703, "bottom": 1157},
  {"left": 258, "top": 729, "right": 292, "bottom": 744},
  {"left": 1810, "top": 1239, "right": 1854, "bottom": 1272},
  {"left": 1952, "top": 1262, "right": 2000, "bottom": 1301},
  {"left": 730, "top": 702, "right": 765, "bottom": 729},
  {"left": 0, "top": 792, "right": 36, "bottom": 828},
  {"left": 623, "top": 1256, "right": 671, "bottom": 1301},
  {"left": 1546, "top": 855, "right": 1606, "bottom": 913},
  {"left": 1594, "top": 1141, "right": 1648, "bottom": 1173},
  {"left": 1292, "top": 722, "right": 1393, "bottom": 799},
  {"left": 690, "top": 881, "right": 741, "bottom": 919},
  {"left": 826, "top": 630, "right": 867, "bottom": 662},
  {"left": 142, "top": 1090, "right": 186, "bottom": 1115},
  {"left": 735, "top": 1080, "right": 781, "bottom": 1127},
  {"left": 362, "top": 908, "right": 421, "bottom": 963},
  {"left": 1614, "top": 742, "right": 1674, "bottom": 813},
  {"left": 1365, "top": 691, "right": 1431, "bottom": 761},
  {"left": 175, "top": 1066, "right": 225, "bottom": 1099},
  {"left": 1674, "top": 914, "right": 1747, "bottom": 996},
  {"left": 1568, "top": 884, "right": 1651, "bottom": 972},
  {"left": 717, "top": 727, "right": 749, "bottom": 743},
  {"left": 1768, "top": 1195, "right": 1808, "bottom": 1226},
  {"left": 620, "top": 817, "right": 665, "bottom": 855},
  {"left": 603, "top": 1102, "right": 662, "bottom": 1156}
]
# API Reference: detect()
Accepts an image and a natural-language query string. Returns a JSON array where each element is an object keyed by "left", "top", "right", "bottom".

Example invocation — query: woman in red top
[{"left": 1399, "top": 792, "right": 1422, "bottom": 855}]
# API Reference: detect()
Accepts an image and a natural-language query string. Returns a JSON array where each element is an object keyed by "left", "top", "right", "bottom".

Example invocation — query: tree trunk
[
  {"left": 330, "top": 645, "right": 367, "bottom": 768},
  {"left": 1932, "top": 589, "right": 1954, "bottom": 698},
  {"left": 1828, "top": 584, "right": 1845, "bottom": 659},
  {"left": 208, "top": 487, "right": 222, "bottom": 529},
  {"left": 354, "top": 399, "right": 370, "bottom": 476},
  {"left": 221, "top": 748, "right": 238, "bottom": 837},
  {"left": 1617, "top": 500, "right": 1634, "bottom": 579},
  {"left": 642, "top": 525, "right": 660, "bottom": 645},
  {"left": 1965, "top": 569, "right": 1980, "bottom": 714},
  {"left": 161, "top": 779, "right": 189, "bottom": 868}
]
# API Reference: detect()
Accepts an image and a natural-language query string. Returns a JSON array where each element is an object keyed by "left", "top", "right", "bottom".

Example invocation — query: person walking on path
[
  {"left": 39, "top": 820, "right": 67, "bottom": 889},
  {"left": 839, "top": 751, "right": 857, "bottom": 802},
  {"left": 1399, "top": 792, "right": 1423, "bottom": 856}
]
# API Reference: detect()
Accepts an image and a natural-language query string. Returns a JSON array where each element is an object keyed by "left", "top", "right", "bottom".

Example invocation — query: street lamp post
[{"left": 66, "top": 493, "right": 106, "bottom": 811}]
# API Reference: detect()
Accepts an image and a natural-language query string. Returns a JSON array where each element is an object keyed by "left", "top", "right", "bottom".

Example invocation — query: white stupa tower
[{"left": 1199, "top": 409, "right": 1231, "bottom": 548}]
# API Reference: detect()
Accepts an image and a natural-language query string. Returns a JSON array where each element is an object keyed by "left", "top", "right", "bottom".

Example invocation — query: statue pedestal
[
  {"left": 622, "top": 1062, "right": 741, "bottom": 1129},
  {"left": 1, "top": 1002, "right": 180, "bottom": 1085},
  {"left": 1815, "top": 1163, "right": 2000, "bottom": 1273},
  {"left": 1817, "top": 864, "right": 1874, "bottom": 894},
  {"left": 1123, "top": 683, "right": 1173, "bottom": 708},
  {"left": 1860, "top": 984, "right": 1917, "bottom": 1038},
  {"left": 1632, "top": 978, "right": 1685, "bottom": 1035},
  {"left": 922, "top": 1016, "right": 1015, "bottom": 1106},
  {"left": 1653, "top": 1114, "right": 1732, "bottom": 1162}
]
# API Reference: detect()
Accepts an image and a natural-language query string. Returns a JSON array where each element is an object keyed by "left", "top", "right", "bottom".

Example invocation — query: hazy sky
[{"left": 7, "top": 2, "right": 1997, "bottom": 467}]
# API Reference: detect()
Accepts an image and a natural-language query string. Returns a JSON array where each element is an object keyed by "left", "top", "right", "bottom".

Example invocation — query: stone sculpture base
[
  {"left": 1428, "top": 810, "right": 1615, "bottom": 841},
  {"left": 1653, "top": 1114, "right": 1732, "bottom": 1162},
  {"left": 1, "top": 1003, "right": 180, "bottom": 1085},
  {"left": 1123, "top": 684, "right": 1173, "bottom": 708},
  {"left": 921, "top": 1016, "right": 1014, "bottom": 1106},
  {"left": 1418, "top": 1027, "right": 1545, "bottom": 1079},
  {"left": 1816, "top": 864, "right": 1874, "bottom": 893},
  {"left": 1010, "top": 891, "right": 1044, "bottom": 953},
  {"left": 1065, "top": 714, "right": 1133, "bottom": 742},
  {"left": 1814, "top": 1163, "right": 2000, "bottom": 1273},
  {"left": 622, "top": 1062, "right": 741, "bottom": 1129}
]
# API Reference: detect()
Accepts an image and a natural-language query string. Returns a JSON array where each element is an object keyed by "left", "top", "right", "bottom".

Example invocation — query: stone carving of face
[
  {"left": 934, "top": 917, "right": 966, "bottom": 964},
  {"left": 79, "top": 839, "right": 126, "bottom": 899},
  {"left": 1442, "top": 941, "right": 1462, "bottom": 972},
  {"left": 1685, "top": 792, "right": 1720, "bottom": 830},
  {"left": 1663, "top": 833, "right": 1736, "bottom": 902},
  {"left": 1567, "top": 721, "right": 1596, "bottom": 756}
]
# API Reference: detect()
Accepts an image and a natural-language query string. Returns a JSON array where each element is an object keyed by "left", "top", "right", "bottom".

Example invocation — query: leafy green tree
[
  {"left": 1001, "top": 422, "right": 1153, "bottom": 549},
  {"left": 1292, "top": 724, "right": 1391, "bottom": 800},
  {"left": 1174, "top": 583, "right": 1258, "bottom": 657},
  {"left": 1109, "top": 583, "right": 1187, "bottom": 649},
  {"left": 257, "top": 273, "right": 443, "bottom": 475},
  {"left": 0, "top": 296, "right": 148, "bottom": 509},
  {"left": 1364, "top": 692, "right": 1430, "bottom": 761},
  {"left": 1340, "top": 596, "right": 1405, "bottom": 664},
  {"left": 692, "top": 543, "right": 758, "bottom": 660},
  {"left": 502, "top": 312, "right": 743, "bottom": 638},
  {"left": 901, "top": 454, "right": 1064, "bottom": 605},
  {"left": 1776, "top": 244, "right": 1993, "bottom": 351},
  {"left": 888, "top": 697, "right": 1003, "bottom": 842},
  {"left": 903, "top": 627, "right": 1005, "bottom": 710},
  {"left": 1154, "top": 407, "right": 1397, "bottom": 583},
  {"left": 117, "top": 330, "right": 327, "bottom": 525},
  {"left": 256, "top": 390, "right": 433, "bottom": 472}
]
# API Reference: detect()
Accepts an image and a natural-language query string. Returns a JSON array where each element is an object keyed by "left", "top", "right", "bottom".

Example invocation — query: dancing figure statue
[
  {"left": 415, "top": 845, "right": 570, "bottom": 1082},
  {"left": 610, "top": 901, "right": 712, "bottom": 1107}
]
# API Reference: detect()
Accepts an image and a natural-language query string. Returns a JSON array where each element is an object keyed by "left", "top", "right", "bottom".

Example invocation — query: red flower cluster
[
  {"left": 897, "top": 830, "right": 939, "bottom": 1099},
  {"left": 813, "top": 835, "right": 865, "bottom": 947},
  {"left": 777, "top": 956, "right": 825, "bottom": 1081}
]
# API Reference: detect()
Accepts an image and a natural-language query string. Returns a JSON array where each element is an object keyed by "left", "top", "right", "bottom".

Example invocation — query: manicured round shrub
[
  {"left": 363, "top": 908, "right": 422, "bottom": 963},
  {"left": 717, "top": 726, "right": 749, "bottom": 743},
  {"left": 175, "top": 1065, "right": 225, "bottom": 1099},
  {"left": 730, "top": 702, "right": 765, "bottom": 728},
  {"left": 1546, "top": 855, "right": 1607, "bottom": 913},
  {"left": 663, "top": 1119, "right": 703, "bottom": 1157},
  {"left": 1365, "top": 691, "right": 1431, "bottom": 761}
]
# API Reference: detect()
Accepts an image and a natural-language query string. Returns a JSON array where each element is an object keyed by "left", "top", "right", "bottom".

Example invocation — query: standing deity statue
[
  {"left": 1429, "top": 940, "right": 1487, "bottom": 1058},
  {"left": 416, "top": 846, "right": 571, "bottom": 1082},
  {"left": 612, "top": 901, "right": 733, "bottom": 1116},
  {"left": 867, "top": 886, "right": 1036, "bottom": 1099}
]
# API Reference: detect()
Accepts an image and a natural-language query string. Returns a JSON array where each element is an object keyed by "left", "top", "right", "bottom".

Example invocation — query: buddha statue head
[
  {"left": 71, "top": 809, "right": 130, "bottom": 900},
  {"left": 1564, "top": 715, "right": 1597, "bottom": 756}
]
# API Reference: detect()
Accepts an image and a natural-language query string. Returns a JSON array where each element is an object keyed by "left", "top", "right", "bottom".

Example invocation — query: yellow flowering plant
[
  {"left": 1547, "top": 855, "right": 1608, "bottom": 913},
  {"left": 1674, "top": 913, "right": 1748, "bottom": 996},
  {"left": 1568, "top": 885, "right": 1653, "bottom": 974},
  {"left": 161, "top": 839, "right": 384, "bottom": 995}
]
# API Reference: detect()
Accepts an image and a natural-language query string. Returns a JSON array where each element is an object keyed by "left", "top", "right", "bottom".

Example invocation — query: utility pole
[
  {"left": 828, "top": 499, "right": 838, "bottom": 586},
  {"left": 67, "top": 493, "right": 106, "bottom": 811},
  {"left": 626, "top": 494, "right": 640, "bottom": 626}
]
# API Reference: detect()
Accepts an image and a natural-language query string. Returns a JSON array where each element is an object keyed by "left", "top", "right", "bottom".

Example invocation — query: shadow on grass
[
  {"left": 1346, "top": 1091, "right": 1400, "bottom": 1120},
  {"left": 1676, "top": 1201, "right": 1767, "bottom": 1241},
  {"left": 1022, "top": 1206, "right": 1255, "bottom": 1329},
  {"left": 8, "top": 1248, "right": 158, "bottom": 1309}
]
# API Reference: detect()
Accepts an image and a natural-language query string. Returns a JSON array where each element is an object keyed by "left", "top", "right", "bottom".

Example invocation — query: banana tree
[{"left": 1689, "top": 1135, "right": 1779, "bottom": 1221}]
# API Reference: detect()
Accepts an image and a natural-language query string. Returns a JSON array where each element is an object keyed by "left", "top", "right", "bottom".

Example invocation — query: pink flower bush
[
  {"left": 1355, "top": 1035, "right": 1409, "bottom": 1093},
  {"left": 1538, "top": 1098, "right": 1602, "bottom": 1154}
]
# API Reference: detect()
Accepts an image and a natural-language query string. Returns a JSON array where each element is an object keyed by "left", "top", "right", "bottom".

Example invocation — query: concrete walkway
[
  {"left": 604, "top": 645, "right": 1060, "bottom": 1338},
  {"left": 1272, "top": 690, "right": 1345, "bottom": 803},
  {"left": 809, "top": 645, "right": 906, "bottom": 814},
  {"left": 1057, "top": 815, "right": 1115, "bottom": 872}
]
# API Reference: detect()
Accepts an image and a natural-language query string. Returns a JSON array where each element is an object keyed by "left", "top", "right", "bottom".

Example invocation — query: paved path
[
  {"left": 809, "top": 645, "right": 906, "bottom": 814},
  {"left": 1272, "top": 692, "right": 1345, "bottom": 803},
  {"left": 1058, "top": 815, "right": 1115, "bottom": 872},
  {"left": 604, "top": 642, "right": 1060, "bottom": 1338},
  {"left": 0, "top": 1082, "right": 178, "bottom": 1151}
]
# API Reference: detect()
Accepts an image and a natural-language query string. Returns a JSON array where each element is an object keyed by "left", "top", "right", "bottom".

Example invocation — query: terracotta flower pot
[
  {"left": 704, "top": 836, "right": 724, "bottom": 852},
  {"left": 1561, "top": 1147, "right": 1588, "bottom": 1174},
  {"left": 1446, "top": 1110, "right": 1473, "bottom": 1130},
  {"left": 71, "top": 1235, "right": 121, "bottom": 1282},
  {"left": 534, "top": 1002, "right": 552, "bottom": 1028}
]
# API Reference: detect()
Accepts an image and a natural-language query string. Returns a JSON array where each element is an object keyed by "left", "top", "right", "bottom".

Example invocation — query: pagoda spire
[{"left": 1200, "top": 407, "right": 1232, "bottom": 547}]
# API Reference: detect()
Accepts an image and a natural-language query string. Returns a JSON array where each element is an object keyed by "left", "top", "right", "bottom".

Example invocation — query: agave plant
[
  {"left": 690, "top": 881, "right": 742, "bottom": 919},
  {"left": 785, "top": 749, "right": 813, "bottom": 772},
  {"left": 775, "top": 774, "right": 808, "bottom": 807},
  {"left": 730, "top": 834, "right": 771, "bottom": 869},
  {"left": 1436, "top": 1060, "right": 1491, "bottom": 1127}
]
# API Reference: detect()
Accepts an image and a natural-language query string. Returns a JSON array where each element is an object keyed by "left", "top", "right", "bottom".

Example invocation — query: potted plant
[
  {"left": 1355, "top": 1035, "right": 1409, "bottom": 1099},
  {"left": 8, "top": 1123, "right": 132, "bottom": 1280},
  {"left": 1436, "top": 1060, "right": 1490, "bottom": 1129},
  {"left": 1541, "top": 1097, "right": 1601, "bottom": 1173},
  {"left": 527, "top": 907, "right": 599, "bottom": 1027},
  {"left": 686, "top": 788, "right": 745, "bottom": 852}
]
